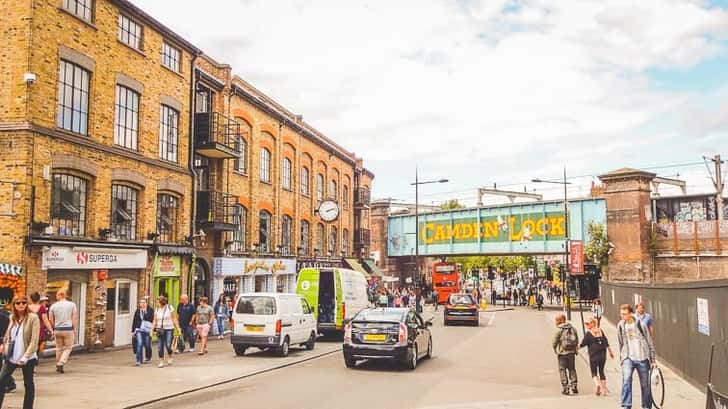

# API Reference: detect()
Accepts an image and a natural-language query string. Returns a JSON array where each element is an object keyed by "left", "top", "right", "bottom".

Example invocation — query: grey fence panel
[{"left": 600, "top": 280, "right": 728, "bottom": 393}]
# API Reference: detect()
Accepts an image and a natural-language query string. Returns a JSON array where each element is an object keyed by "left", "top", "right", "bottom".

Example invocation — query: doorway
[
  {"left": 193, "top": 259, "right": 209, "bottom": 304},
  {"left": 155, "top": 277, "right": 179, "bottom": 307},
  {"left": 113, "top": 280, "right": 137, "bottom": 346}
]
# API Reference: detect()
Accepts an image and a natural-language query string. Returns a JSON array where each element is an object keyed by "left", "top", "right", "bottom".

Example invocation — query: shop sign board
[
  {"left": 154, "top": 255, "right": 182, "bottom": 277},
  {"left": 42, "top": 246, "right": 147, "bottom": 270},
  {"left": 214, "top": 257, "right": 296, "bottom": 277}
]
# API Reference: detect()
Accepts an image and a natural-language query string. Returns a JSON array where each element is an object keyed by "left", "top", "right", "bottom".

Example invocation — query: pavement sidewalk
[{"left": 4, "top": 335, "right": 341, "bottom": 409}]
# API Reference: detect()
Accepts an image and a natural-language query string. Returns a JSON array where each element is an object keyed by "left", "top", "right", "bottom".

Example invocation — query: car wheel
[
  {"left": 305, "top": 331, "right": 316, "bottom": 350},
  {"left": 407, "top": 344, "right": 418, "bottom": 370},
  {"left": 474, "top": 320, "right": 480, "bottom": 327},
  {"left": 344, "top": 354, "right": 356, "bottom": 368},
  {"left": 278, "top": 337, "right": 290, "bottom": 357},
  {"left": 425, "top": 337, "right": 433, "bottom": 359},
  {"left": 233, "top": 344, "right": 247, "bottom": 356}
]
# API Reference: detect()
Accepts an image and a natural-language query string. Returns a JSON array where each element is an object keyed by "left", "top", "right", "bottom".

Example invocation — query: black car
[
  {"left": 343, "top": 308, "right": 433, "bottom": 370},
  {"left": 443, "top": 294, "right": 479, "bottom": 326}
]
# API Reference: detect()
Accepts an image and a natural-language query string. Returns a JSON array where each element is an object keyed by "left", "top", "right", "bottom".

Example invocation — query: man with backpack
[
  {"left": 617, "top": 304, "right": 656, "bottom": 409},
  {"left": 552, "top": 313, "right": 579, "bottom": 395}
]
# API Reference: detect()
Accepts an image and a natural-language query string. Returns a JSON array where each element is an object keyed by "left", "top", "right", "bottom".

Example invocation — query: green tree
[
  {"left": 440, "top": 199, "right": 465, "bottom": 210},
  {"left": 584, "top": 222, "right": 609, "bottom": 268}
]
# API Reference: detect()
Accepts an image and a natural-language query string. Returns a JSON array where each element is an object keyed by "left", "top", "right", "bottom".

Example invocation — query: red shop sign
[{"left": 569, "top": 241, "right": 584, "bottom": 275}]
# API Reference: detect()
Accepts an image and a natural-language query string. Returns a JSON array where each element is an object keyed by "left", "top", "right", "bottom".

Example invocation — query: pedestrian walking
[
  {"left": 552, "top": 313, "right": 579, "bottom": 395},
  {"left": 195, "top": 297, "right": 215, "bottom": 355},
  {"left": 617, "top": 304, "right": 656, "bottom": 409},
  {"left": 0, "top": 295, "right": 40, "bottom": 409},
  {"left": 131, "top": 299, "right": 154, "bottom": 366},
  {"left": 431, "top": 289, "right": 439, "bottom": 311},
  {"left": 0, "top": 306, "right": 16, "bottom": 393},
  {"left": 213, "top": 294, "right": 230, "bottom": 340},
  {"left": 28, "top": 292, "right": 53, "bottom": 362},
  {"left": 152, "top": 296, "right": 180, "bottom": 368},
  {"left": 536, "top": 292, "right": 544, "bottom": 311},
  {"left": 176, "top": 295, "right": 196, "bottom": 353},
  {"left": 580, "top": 318, "right": 614, "bottom": 396},
  {"left": 634, "top": 302, "right": 654, "bottom": 338},
  {"left": 591, "top": 298, "right": 604, "bottom": 327},
  {"left": 48, "top": 287, "right": 77, "bottom": 374}
]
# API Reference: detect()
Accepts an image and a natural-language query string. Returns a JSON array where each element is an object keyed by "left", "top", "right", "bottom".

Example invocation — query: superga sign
[
  {"left": 42, "top": 246, "right": 148, "bottom": 270},
  {"left": 419, "top": 212, "right": 566, "bottom": 245}
]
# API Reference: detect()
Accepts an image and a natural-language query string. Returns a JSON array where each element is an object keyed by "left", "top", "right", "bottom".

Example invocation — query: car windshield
[
  {"left": 449, "top": 295, "right": 475, "bottom": 305},
  {"left": 236, "top": 296, "right": 276, "bottom": 315},
  {"left": 354, "top": 309, "right": 406, "bottom": 322}
]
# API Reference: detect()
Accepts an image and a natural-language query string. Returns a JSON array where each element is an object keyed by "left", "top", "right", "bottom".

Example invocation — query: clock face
[{"left": 318, "top": 200, "right": 340, "bottom": 222}]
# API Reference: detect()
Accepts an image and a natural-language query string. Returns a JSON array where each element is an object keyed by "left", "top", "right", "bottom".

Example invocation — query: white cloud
[{"left": 133, "top": 0, "right": 728, "bottom": 198}]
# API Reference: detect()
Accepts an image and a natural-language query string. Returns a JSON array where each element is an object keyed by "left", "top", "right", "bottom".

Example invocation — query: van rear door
[
  {"left": 234, "top": 295, "right": 279, "bottom": 338},
  {"left": 296, "top": 268, "right": 320, "bottom": 320}
]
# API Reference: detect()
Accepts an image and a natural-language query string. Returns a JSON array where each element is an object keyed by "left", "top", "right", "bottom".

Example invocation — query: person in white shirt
[
  {"left": 48, "top": 288, "right": 77, "bottom": 374},
  {"left": 0, "top": 295, "right": 40, "bottom": 409},
  {"left": 151, "top": 296, "right": 180, "bottom": 368}
]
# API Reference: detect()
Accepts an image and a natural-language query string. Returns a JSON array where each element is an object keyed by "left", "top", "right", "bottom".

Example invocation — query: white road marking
[{"left": 487, "top": 312, "right": 496, "bottom": 327}]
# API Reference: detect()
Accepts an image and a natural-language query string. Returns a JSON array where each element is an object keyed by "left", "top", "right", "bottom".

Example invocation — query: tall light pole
[
  {"left": 532, "top": 168, "right": 572, "bottom": 320},
  {"left": 411, "top": 168, "right": 448, "bottom": 289}
]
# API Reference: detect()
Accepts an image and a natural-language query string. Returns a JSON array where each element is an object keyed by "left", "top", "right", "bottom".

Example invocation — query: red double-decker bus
[{"left": 432, "top": 261, "right": 460, "bottom": 304}]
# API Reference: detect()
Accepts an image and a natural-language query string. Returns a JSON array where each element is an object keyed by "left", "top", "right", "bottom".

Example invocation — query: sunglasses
[{"left": 14, "top": 301, "right": 27, "bottom": 305}]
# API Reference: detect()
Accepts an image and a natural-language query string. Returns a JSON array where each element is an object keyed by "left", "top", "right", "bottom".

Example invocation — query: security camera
[{"left": 23, "top": 72, "right": 37, "bottom": 84}]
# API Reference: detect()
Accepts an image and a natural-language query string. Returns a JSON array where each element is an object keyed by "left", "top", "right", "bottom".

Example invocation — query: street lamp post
[
  {"left": 532, "top": 168, "right": 572, "bottom": 320},
  {"left": 412, "top": 168, "right": 448, "bottom": 289}
]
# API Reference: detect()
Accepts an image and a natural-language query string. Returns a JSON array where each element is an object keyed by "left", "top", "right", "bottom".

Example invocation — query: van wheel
[
  {"left": 233, "top": 345, "right": 247, "bottom": 356},
  {"left": 305, "top": 332, "right": 316, "bottom": 350},
  {"left": 407, "top": 344, "right": 418, "bottom": 370},
  {"left": 278, "top": 337, "right": 290, "bottom": 357}
]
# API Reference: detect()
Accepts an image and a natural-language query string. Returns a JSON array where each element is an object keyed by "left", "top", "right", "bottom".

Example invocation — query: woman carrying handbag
[
  {"left": 0, "top": 295, "right": 40, "bottom": 409},
  {"left": 151, "top": 296, "right": 180, "bottom": 368}
]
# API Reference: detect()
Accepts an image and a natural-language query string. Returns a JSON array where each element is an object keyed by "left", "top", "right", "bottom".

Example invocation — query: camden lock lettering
[{"left": 419, "top": 213, "right": 566, "bottom": 245}]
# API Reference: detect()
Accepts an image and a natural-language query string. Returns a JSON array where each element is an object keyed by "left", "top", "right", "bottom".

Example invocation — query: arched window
[
  {"left": 300, "top": 220, "right": 310, "bottom": 255},
  {"left": 281, "top": 215, "right": 292, "bottom": 255},
  {"left": 316, "top": 223, "right": 325, "bottom": 255},
  {"left": 329, "top": 180, "right": 337, "bottom": 201},
  {"left": 282, "top": 158, "right": 292, "bottom": 190},
  {"left": 260, "top": 148, "right": 271, "bottom": 183},
  {"left": 329, "top": 226, "right": 338, "bottom": 255},
  {"left": 342, "top": 228, "right": 349, "bottom": 256},
  {"left": 111, "top": 184, "right": 138, "bottom": 240},
  {"left": 300, "top": 166, "right": 310, "bottom": 195},
  {"left": 234, "top": 136, "right": 247, "bottom": 174},
  {"left": 343, "top": 185, "right": 349, "bottom": 210},
  {"left": 316, "top": 174, "right": 324, "bottom": 201},
  {"left": 51, "top": 173, "right": 88, "bottom": 236},
  {"left": 156, "top": 193, "right": 178, "bottom": 242},
  {"left": 230, "top": 205, "right": 247, "bottom": 253},
  {"left": 259, "top": 210, "right": 271, "bottom": 252}
]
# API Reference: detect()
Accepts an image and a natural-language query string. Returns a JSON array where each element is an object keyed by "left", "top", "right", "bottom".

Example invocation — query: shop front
[
  {"left": 41, "top": 245, "right": 148, "bottom": 348},
  {"left": 213, "top": 257, "right": 297, "bottom": 298},
  {"left": 295, "top": 257, "right": 343, "bottom": 273},
  {"left": 153, "top": 255, "right": 182, "bottom": 308},
  {"left": 0, "top": 263, "right": 25, "bottom": 307}
]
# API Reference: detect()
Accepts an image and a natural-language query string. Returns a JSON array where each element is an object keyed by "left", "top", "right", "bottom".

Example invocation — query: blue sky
[{"left": 134, "top": 0, "right": 728, "bottom": 205}]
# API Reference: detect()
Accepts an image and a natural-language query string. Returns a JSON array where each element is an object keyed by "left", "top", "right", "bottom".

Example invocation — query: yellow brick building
[{"left": 0, "top": 0, "right": 199, "bottom": 348}]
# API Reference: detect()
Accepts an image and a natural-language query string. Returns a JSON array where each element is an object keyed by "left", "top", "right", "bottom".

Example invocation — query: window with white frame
[
  {"left": 281, "top": 215, "right": 292, "bottom": 254},
  {"left": 57, "top": 60, "right": 90, "bottom": 135},
  {"left": 114, "top": 85, "right": 139, "bottom": 150},
  {"left": 156, "top": 194, "right": 178, "bottom": 242},
  {"left": 282, "top": 158, "right": 292, "bottom": 190},
  {"left": 343, "top": 185, "right": 349, "bottom": 209},
  {"left": 159, "top": 104, "right": 179, "bottom": 162},
  {"left": 161, "top": 42, "right": 180, "bottom": 72},
  {"left": 51, "top": 173, "right": 88, "bottom": 237},
  {"left": 234, "top": 136, "right": 247, "bottom": 174},
  {"left": 63, "top": 0, "right": 93, "bottom": 22},
  {"left": 301, "top": 167, "right": 310, "bottom": 196},
  {"left": 300, "top": 220, "right": 310, "bottom": 255},
  {"left": 260, "top": 148, "right": 271, "bottom": 183},
  {"left": 342, "top": 228, "right": 349, "bottom": 255},
  {"left": 117, "top": 14, "right": 142, "bottom": 50},
  {"left": 316, "top": 223, "right": 325, "bottom": 254},
  {"left": 329, "top": 180, "right": 337, "bottom": 200},
  {"left": 230, "top": 205, "right": 247, "bottom": 253},
  {"left": 111, "top": 184, "right": 138, "bottom": 240},
  {"left": 316, "top": 174, "right": 324, "bottom": 202},
  {"left": 259, "top": 210, "right": 271, "bottom": 252},
  {"left": 329, "top": 226, "right": 337, "bottom": 255}
]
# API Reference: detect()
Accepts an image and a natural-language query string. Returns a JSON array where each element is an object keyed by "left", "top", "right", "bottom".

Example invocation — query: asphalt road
[{"left": 145, "top": 308, "right": 632, "bottom": 409}]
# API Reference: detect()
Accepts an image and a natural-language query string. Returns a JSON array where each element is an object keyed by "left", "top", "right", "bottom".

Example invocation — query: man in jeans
[
  {"left": 49, "top": 288, "right": 77, "bottom": 374},
  {"left": 617, "top": 304, "right": 656, "bottom": 409},
  {"left": 176, "top": 295, "right": 196, "bottom": 353},
  {"left": 552, "top": 313, "right": 579, "bottom": 395}
]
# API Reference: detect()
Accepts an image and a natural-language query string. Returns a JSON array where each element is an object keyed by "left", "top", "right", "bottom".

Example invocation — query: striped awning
[{"left": 0, "top": 263, "right": 22, "bottom": 277}]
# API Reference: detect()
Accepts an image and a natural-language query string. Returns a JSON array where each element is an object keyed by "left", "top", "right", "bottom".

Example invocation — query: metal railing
[
  {"left": 196, "top": 190, "right": 238, "bottom": 229},
  {"left": 354, "top": 187, "right": 371, "bottom": 207},
  {"left": 194, "top": 112, "right": 241, "bottom": 154}
]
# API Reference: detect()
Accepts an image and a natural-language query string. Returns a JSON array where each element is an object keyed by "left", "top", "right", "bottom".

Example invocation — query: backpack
[{"left": 560, "top": 326, "right": 578, "bottom": 352}]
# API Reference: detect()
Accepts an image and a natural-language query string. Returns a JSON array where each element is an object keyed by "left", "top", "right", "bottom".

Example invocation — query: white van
[
  {"left": 296, "top": 268, "right": 371, "bottom": 335},
  {"left": 231, "top": 293, "right": 317, "bottom": 357}
]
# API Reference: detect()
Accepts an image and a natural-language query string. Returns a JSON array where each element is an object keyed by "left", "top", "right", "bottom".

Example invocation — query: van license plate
[
  {"left": 246, "top": 325, "right": 264, "bottom": 332},
  {"left": 363, "top": 334, "right": 387, "bottom": 342}
]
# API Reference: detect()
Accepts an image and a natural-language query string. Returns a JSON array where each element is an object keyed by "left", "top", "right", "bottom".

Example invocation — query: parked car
[
  {"left": 443, "top": 294, "right": 479, "bottom": 326},
  {"left": 231, "top": 293, "right": 317, "bottom": 357},
  {"left": 343, "top": 308, "right": 433, "bottom": 370},
  {"left": 296, "top": 267, "right": 370, "bottom": 336}
]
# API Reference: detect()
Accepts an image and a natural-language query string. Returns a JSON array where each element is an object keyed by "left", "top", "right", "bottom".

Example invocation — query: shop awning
[
  {"left": 344, "top": 259, "right": 370, "bottom": 278},
  {"left": 0, "top": 263, "right": 22, "bottom": 277},
  {"left": 154, "top": 245, "right": 195, "bottom": 256},
  {"left": 362, "top": 259, "right": 384, "bottom": 277}
]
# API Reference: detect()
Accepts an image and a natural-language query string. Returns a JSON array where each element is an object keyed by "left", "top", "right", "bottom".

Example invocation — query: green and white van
[{"left": 296, "top": 267, "right": 370, "bottom": 335}]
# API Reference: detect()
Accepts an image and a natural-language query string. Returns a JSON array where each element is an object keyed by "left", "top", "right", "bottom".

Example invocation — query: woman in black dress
[{"left": 580, "top": 318, "right": 615, "bottom": 396}]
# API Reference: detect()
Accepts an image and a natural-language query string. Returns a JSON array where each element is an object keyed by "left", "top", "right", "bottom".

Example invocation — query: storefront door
[
  {"left": 46, "top": 280, "right": 87, "bottom": 347},
  {"left": 155, "top": 278, "right": 179, "bottom": 307},
  {"left": 113, "top": 280, "right": 137, "bottom": 346}
]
